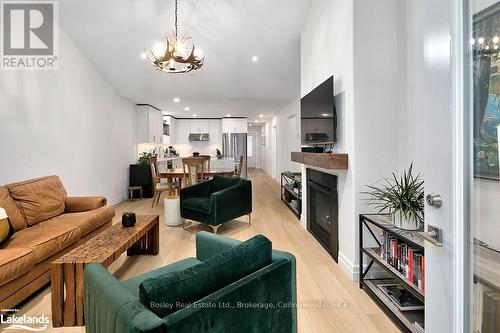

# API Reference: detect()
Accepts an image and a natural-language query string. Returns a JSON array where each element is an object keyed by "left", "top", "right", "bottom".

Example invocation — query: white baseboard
[
  {"left": 108, "top": 194, "right": 128, "bottom": 206},
  {"left": 338, "top": 251, "right": 359, "bottom": 281}
]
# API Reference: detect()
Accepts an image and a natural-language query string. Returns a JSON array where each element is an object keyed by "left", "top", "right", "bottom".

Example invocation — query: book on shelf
[
  {"left": 379, "top": 231, "right": 425, "bottom": 293},
  {"left": 377, "top": 283, "right": 424, "bottom": 311}
]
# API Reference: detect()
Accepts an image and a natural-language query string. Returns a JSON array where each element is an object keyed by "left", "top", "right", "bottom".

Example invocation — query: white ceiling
[{"left": 59, "top": 0, "right": 310, "bottom": 119}]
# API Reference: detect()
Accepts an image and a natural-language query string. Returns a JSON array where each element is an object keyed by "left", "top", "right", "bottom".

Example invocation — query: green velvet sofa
[
  {"left": 84, "top": 231, "right": 297, "bottom": 333},
  {"left": 180, "top": 175, "right": 252, "bottom": 233}
]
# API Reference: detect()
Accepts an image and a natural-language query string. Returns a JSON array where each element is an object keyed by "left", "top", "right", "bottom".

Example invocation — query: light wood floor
[{"left": 4, "top": 169, "right": 399, "bottom": 333}]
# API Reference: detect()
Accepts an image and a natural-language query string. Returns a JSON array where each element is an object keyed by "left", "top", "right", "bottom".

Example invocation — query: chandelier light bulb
[
  {"left": 469, "top": 38, "right": 475, "bottom": 45},
  {"left": 493, "top": 36, "right": 499, "bottom": 44},
  {"left": 144, "top": 0, "right": 204, "bottom": 74},
  {"left": 194, "top": 48, "right": 204, "bottom": 59},
  {"left": 153, "top": 42, "right": 165, "bottom": 57},
  {"left": 478, "top": 37, "right": 485, "bottom": 45}
]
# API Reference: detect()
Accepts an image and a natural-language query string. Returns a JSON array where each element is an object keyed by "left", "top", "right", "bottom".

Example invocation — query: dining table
[
  {"left": 158, "top": 167, "right": 236, "bottom": 190},
  {"left": 158, "top": 167, "right": 235, "bottom": 178}
]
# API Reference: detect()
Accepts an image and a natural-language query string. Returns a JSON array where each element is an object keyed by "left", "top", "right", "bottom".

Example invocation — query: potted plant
[
  {"left": 138, "top": 152, "right": 152, "bottom": 166},
  {"left": 362, "top": 164, "right": 424, "bottom": 231}
]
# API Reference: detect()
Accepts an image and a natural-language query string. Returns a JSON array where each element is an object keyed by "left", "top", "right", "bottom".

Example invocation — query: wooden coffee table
[{"left": 51, "top": 215, "right": 159, "bottom": 327}]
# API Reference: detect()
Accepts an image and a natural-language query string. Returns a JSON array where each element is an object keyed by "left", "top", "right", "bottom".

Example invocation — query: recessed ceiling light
[
  {"left": 184, "top": 107, "right": 190, "bottom": 111},
  {"left": 259, "top": 114, "right": 263, "bottom": 118},
  {"left": 226, "top": 114, "right": 231, "bottom": 117},
  {"left": 249, "top": 123, "right": 252, "bottom": 127},
  {"left": 192, "top": 113, "right": 197, "bottom": 117},
  {"left": 254, "top": 120, "right": 258, "bottom": 123},
  {"left": 173, "top": 98, "right": 180, "bottom": 103},
  {"left": 252, "top": 56, "right": 258, "bottom": 62},
  {"left": 140, "top": 52, "right": 147, "bottom": 59}
]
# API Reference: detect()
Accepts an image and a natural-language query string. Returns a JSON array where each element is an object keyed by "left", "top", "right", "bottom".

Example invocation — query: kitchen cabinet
[
  {"left": 208, "top": 120, "right": 221, "bottom": 145},
  {"left": 222, "top": 118, "right": 248, "bottom": 133},
  {"left": 175, "top": 119, "right": 190, "bottom": 144},
  {"left": 136, "top": 105, "right": 163, "bottom": 144},
  {"left": 189, "top": 119, "right": 209, "bottom": 133}
]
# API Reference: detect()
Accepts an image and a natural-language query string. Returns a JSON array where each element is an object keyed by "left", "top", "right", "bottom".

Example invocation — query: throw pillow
[{"left": 0, "top": 207, "right": 12, "bottom": 244}]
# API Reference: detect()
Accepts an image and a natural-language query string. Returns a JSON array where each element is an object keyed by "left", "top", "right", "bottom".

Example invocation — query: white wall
[
  {"left": 301, "top": 0, "right": 357, "bottom": 277},
  {"left": 260, "top": 99, "right": 302, "bottom": 179},
  {"left": 396, "top": 0, "right": 424, "bottom": 171},
  {"left": 261, "top": 119, "right": 277, "bottom": 178},
  {"left": 248, "top": 126, "right": 262, "bottom": 169},
  {"left": 298, "top": 0, "right": 407, "bottom": 279},
  {"left": 0, "top": 29, "right": 136, "bottom": 204}
]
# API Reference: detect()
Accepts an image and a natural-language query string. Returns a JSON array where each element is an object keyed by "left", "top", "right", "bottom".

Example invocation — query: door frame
[
  {"left": 247, "top": 132, "right": 257, "bottom": 168},
  {"left": 451, "top": 0, "right": 468, "bottom": 331}
]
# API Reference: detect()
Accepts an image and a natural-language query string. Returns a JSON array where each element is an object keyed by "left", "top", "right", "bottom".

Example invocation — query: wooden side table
[
  {"left": 51, "top": 215, "right": 159, "bottom": 327},
  {"left": 128, "top": 186, "right": 143, "bottom": 200}
]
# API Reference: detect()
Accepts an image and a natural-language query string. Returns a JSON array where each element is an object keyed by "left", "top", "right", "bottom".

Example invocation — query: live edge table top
[
  {"left": 51, "top": 215, "right": 159, "bottom": 327},
  {"left": 53, "top": 214, "right": 160, "bottom": 266}
]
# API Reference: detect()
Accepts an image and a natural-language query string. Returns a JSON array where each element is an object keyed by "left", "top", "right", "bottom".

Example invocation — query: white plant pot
[{"left": 392, "top": 211, "right": 421, "bottom": 231}]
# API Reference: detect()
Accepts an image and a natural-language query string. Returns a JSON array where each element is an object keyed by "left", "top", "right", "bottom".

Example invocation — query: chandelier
[{"left": 145, "top": 0, "right": 204, "bottom": 73}]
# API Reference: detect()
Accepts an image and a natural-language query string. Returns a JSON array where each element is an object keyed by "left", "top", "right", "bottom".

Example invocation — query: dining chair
[
  {"left": 235, "top": 156, "right": 244, "bottom": 177},
  {"left": 199, "top": 155, "right": 211, "bottom": 180},
  {"left": 150, "top": 157, "right": 170, "bottom": 207},
  {"left": 182, "top": 157, "right": 205, "bottom": 186}
]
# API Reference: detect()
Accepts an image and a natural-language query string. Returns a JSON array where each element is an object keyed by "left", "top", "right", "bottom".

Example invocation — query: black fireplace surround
[{"left": 306, "top": 169, "right": 339, "bottom": 262}]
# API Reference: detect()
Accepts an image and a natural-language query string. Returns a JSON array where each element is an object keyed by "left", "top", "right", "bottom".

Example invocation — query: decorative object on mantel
[
  {"left": 216, "top": 149, "right": 223, "bottom": 159},
  {"left": 122, "top": 212, "right": 137, "bottom": 227},
  {"left": 362, "top": 164, "right": 424, "bottom": 231},
  {"left": 145, "top": 0, "right": 204, "bottom": 73}
]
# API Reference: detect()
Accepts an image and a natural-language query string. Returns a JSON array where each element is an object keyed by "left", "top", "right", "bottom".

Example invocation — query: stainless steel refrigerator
[{"left": 222, "top": 133, "right": 248, "bottom": 178}]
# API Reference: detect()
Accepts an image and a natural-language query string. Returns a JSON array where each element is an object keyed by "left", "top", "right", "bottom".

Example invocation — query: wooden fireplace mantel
[{"left": 291, "top": 152, "right": 348, "bottom": 170}]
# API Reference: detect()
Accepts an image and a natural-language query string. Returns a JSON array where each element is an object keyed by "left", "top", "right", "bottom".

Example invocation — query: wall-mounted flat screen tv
[{"left": 301, "top": 75, "right": 336, "bottom": 146}]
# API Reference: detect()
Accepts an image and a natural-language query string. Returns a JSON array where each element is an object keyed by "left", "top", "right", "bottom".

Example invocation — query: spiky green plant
[
  {"left": 138, "top": 152, "right": 152, "bottom": 166},
  {"left": 362, "top": 164, "right": 424, "bottom": 226}
]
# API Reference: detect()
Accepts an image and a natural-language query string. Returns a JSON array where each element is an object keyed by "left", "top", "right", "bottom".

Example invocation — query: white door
[
  {"left": 421, "top": 0, "right": 468, "bottom": 332},
  {"left": 247, "top": 133, "right": 257, "bottom": 168}
]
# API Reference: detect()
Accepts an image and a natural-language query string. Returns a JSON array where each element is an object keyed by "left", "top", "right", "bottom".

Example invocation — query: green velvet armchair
[
  {"left": 84, "top": 232, "right": 297, "bottom": 333},
  {"left": 180, "top": 175, "right": 252, "bottom": 233}
]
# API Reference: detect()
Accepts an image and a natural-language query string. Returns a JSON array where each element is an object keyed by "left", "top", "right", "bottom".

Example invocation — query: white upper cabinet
[
  {"left": 189, "top": 119, "right": 209, "bottom": 133},
  {"left": 169, "top": 118, "right": 224, "bottom": 145},
  {"left": 222, "top": 118, "right": 248, "bottom": 133},
  {"left": 136, "top": 105, "right": 163, "bottom": 144},
  {"left": 208, "top": 119, "right": 222, "bottom": 144},
  {"left": 175, "top": 119, "right": 190, "bottom": 144}
]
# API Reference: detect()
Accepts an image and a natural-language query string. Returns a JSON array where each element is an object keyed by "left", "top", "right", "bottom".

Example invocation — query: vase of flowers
[{"left": 363, "top": 164, "right": 424, "bottom": 231}]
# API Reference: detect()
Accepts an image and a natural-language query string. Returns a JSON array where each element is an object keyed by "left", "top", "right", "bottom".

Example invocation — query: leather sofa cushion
[
  {"left": 0, "top": 247, "right": 35, "bottom": 286},
  {"left": 7, "top": 176, "right": 67, "bottom": 226},
  {"left": 0, "top": 186, "right": 27, "bottom": 231},
  {"left": 181, "top": 196, "right": 212, "bottom": 214},
  {"left": 44, "top": 206, "right": 115, "bottom": 237},
  {"left": 210, "top": 175, "right": 242, "bottom": 193},
  {"left": 0, "top": 222, "right": 80, "bottom": 263},
  {"left": 139, "top": 234, "right": 272, "bottom": 317}
]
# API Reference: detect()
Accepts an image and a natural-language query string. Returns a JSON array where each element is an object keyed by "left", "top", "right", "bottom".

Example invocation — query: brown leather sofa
[{"left": 0, "top": 175, "right": 115, "bottom": 309}]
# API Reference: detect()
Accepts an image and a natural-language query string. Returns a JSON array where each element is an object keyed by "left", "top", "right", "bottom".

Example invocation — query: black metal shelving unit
[
  {"left": 280, "top": 171, "right": 302, "bottom": 219},
  {"left": 359, "top": 214, "right": 425, "bottom": 333}
]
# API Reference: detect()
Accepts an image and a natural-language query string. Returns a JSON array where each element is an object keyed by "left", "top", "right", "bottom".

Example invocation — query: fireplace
[{"left": 306, "top": 169, "right": 339, "bottom": 262}]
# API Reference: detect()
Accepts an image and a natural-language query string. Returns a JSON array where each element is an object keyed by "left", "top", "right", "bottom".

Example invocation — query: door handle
[
  {"left": 418, "top": 225, "right": 443, "bottom": 246},
  {"left": 426, "top": 193, "right": 442, "bottom": 208}
]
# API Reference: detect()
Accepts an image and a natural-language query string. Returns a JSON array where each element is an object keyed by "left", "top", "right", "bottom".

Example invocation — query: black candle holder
[{"left": 122, "top": 212, "right": 136, "bottom": 227}]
